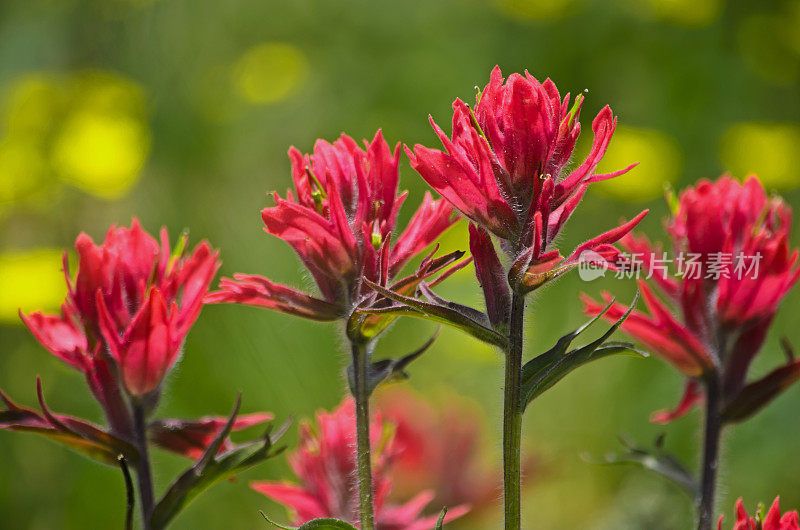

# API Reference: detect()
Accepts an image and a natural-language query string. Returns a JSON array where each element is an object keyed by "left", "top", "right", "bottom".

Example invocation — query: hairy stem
[
  {"left": 351, "top": 340, "right": 375, "bottom": 530},
  {"left": 503, "top": 292, "right": 525, "bottom": 530},
  {"left": 132, "top": 402, "right": 155, "bottom": 530},
  {"left": 697, "top": 372, "right": 722, "bottom": 530}
]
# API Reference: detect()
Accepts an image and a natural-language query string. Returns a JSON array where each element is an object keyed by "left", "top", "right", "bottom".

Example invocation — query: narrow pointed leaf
[
  {"left": 260, "top": 513, "right": 358, "bottom": 530},
  {"left": 721, "top": 359, "right": 800, "bottom": 424},
  {"left": 435, "top": 507, "right": 448, "bottom": 529},
  {"left": 360, "top": 279, "right": 507, "bottom": 347},
  {"left": 520, "top": 292, "right": 644, "bottom": 412},
  {"left": 0, "top": 423, "right": 126, "bottom": 465},
  {"left": 1, "top": 385, "right": 139, "bottom": 466},
  {"left": 347, "top": 329, "right": 440, "bottom": 397},
  {"left": 584, "top": 435, "right": 698, "bottom": 499},
  {"left": 150, "top": 398, "right": 288, "bottom": 530}
]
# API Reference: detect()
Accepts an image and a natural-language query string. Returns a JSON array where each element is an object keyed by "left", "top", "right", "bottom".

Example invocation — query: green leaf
[
  {"left": 347, "top": 329, "right": 439, "bottom": 397},
  {"left": 435, "top": 507, "right": 448, "bottom": 529},
  {"left": 520, "top": 292, "right": 645, "bottom": 412},
  {"left": 359, "top": 279, "right": 508, "bottom": 348},
  {"left": 584, "top": 434, "right": 698, "bottom": 499},
  {"left": 149, "top": 395, "right": 287, "bottom": 530},
  {"left": 2, "top": 423, "right": 126, "bottom": 465},
  {"left": 260, "top": 512, "right": 359, "bottom": 530},
  {"left": 0, "top": 383, "right": 140, "bottom": 466}
]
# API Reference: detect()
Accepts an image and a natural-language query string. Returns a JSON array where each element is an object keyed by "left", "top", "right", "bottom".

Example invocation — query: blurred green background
[{"left": 1, "top": 0, "right": 799, "bottom": 528}]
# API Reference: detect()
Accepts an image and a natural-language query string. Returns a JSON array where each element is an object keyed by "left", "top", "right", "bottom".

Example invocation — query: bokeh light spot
[
  {"left": 232, "top": 42, "right": 308, "bottom": 104},
  {"left": 593, "top": 126, "right": 683, "bottom": 202},
  {"left": 2, "top": 74, "right": 62, "bottom": 137},
  {"left": 787, "top": 2, "right": 800, "bottom": 56},
  {"left": 719, "top": 123, "right": 800, "bottom": 190},
  {"left": 738, "top": 14, "right": 800, "bottom": 85},
  {"left": 52, "top": 111, "right": 150, "bottom": 199},
  {"left": 0, "top": 249, "right": 65, "bottom": 324},
  {"left": 642, "top": 0, "right": 722, "bottom": 27},
  {"left": 493, "top": 0, "right": 578, "bottom": 20},
  {"left": 0, "top": 70, "right": 150, "bottom": 205},
  {"left": 0, "top": 139, "right": 47, "bottom": 206}
]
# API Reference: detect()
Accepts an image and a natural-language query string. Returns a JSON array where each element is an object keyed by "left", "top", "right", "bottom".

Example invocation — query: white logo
[{"left": 577, "top": 250, "right": 608, "bottom": 282}]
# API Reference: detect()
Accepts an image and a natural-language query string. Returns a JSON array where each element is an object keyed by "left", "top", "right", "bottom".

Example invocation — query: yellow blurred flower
[
  {"left": 2, "top": 74, "right": 62, "bottom": 137},
  {"left": 719, "top": 123, "right": 800, "bottom": 190},
  {"left": 0, "top": 138, "right": 48, "bottom": 206},
  {"left": 640, "top": 0, "right": 723, "bottom": 27},
  {"left": 0, "top": 69, "right": 150, "bottom": 204},
  {"left": 0, "top": 249, "right": 66, "bottom": 324},
  {"left": 593, "top": 126, "right": 683, "bottom": 202},
  {"left": 738, "top": 13, "right": 800, "bottom": 85},
  {"left": 787, "top": 2, "right": 800, "bottom": 56},
  {"left": 52, "top": 111, "right": 150, "bottom": 199},
  {"left": 493, "top": 0, "right": 579, "bottom": 20},
  {"left": 232, "top": 42, "right": 308, "bottom": 104}
]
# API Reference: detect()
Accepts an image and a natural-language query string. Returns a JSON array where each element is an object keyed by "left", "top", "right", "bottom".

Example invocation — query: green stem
[
  {"left": 503, "top": 292, "right": 525, "bottom": 530},
  {"left": 132, "top": 402, "right": 155, "bottom": 530},
  {"left": 351, "top": 340, "right": 375, "bottom": 530},
  {"left": 697, "top": 372, "right": 722, "bottom": 530}
]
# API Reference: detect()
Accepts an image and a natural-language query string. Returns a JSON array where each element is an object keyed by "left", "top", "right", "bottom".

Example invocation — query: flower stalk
[
  {"left": 503, "top": 292, "right": 525, "bottom": 529},
  {"left": 132, "top": 401, "right": 155, "bottom": 530},
  {"left": 350, "top": 340, "right": 375, "bottom": 530},
  {"left": 697, "top": 371, "right": 722, "bottom": 530},
  {"left": 405, "top": 66, "right": 646, "bottom": 529}
]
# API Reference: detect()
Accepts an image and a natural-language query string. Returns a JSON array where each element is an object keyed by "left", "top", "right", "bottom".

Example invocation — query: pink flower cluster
[
  {"left": 584, "top": 176, "right": 800, "bottom": 423},
  {"left": 252, "top": 397, "right": 470, "bottom": 530}
]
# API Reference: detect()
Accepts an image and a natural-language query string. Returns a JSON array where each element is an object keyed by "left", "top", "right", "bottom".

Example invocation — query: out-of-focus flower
[
  {"left": 377, "top": 387, "right": 532, "bottom": 517},
  {"left": 738, "top": 10, "right": 800, "bottom": 85},
  {"left": 593, "top": 126, "right": 683, "bottom": 202},
  {"left": 232, "top": 42, "right": 308, "bottom": 105},
  {"left": 252, "top": 397, "right": 468, "bottom": 529},
  {"left": 583, "top": 176, "right": 800, "bottom": 423},
  {"left": 148, "top": 412, "right": 273, "bottom": 459},
  {"left": 408, "top": 66, "right": 646, "bottom": 292},
  {"left": 52, "top": 110, "right": 149, "bottom": 199},
  {"left": 207, "top": 130, "right": 461, "bottom": 328},
  {"left": 718, "top": 497, "right": 800, "bottom": 530},
  {"left": 639, "top": 0, "right": 723, "bottom": 27},
  {"left": 0, "top": 71, "right": 150, "bottom": 205},
  {"left": 20, "top": 219, "right": 220, "bottom": 405},
  {"left": 720, "top": 123, "right": 800, "bottom": 191},
  {"left": 493, "top": 0, "right": 580, "bottom": 21},
  {"left": 0, "top": 248, "right": 65, "bottom": 323}
]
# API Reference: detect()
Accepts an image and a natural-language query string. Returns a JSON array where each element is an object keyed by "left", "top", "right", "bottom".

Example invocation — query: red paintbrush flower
[
  {"left": 719, "top": 497, "right": 800, "bottom": 530},
  {"left": 407, "top": 65, "right": 647, "bottom": 292},
  {"left": 206, "top": 130, "right": 460, "bottom": 325},
  {"left": 252, "top": 397, "right": 469, "bottom": 529},
  {"left": 583, "top": 176, "right": 800, "bottom": 423},
  {"left": 20, "top": 219, "right": 220, "bottom": 400},
  {"left": 5, "top": 220, "right": 283, "bottom": 528}
]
